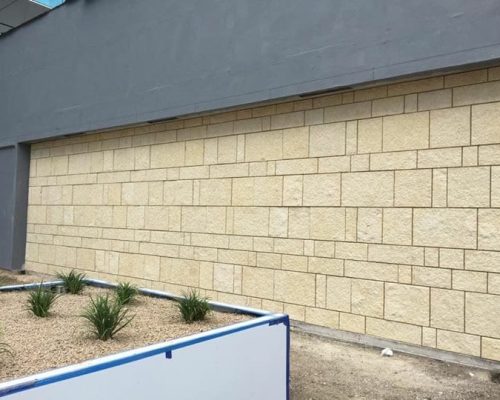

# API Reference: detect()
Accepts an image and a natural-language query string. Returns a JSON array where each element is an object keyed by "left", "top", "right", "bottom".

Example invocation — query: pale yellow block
[
  {"left": 452, "top": 270, "right": 487, "bottom": 292},
  {"left": 283, "top": 175, "right": 303, "bottom": 206},
  {"left": 465, "top": 292, "right": 500, "bottom": 338},
  {"left": 234, "top": 118, "right": 262, "bottom": 134},
  {"left": 462, "top": 146, "right": 478, "bottom": 167},
  {"left": 351, "top": 279, "right": 384, "bottom": 318},
  {"left": 412, "top": 266, "right": 451, "bottom": 289},
  {"left": 303, "top": 174, "right": 340, "bottom": 206},
  {"left": 308, "top": 257, "right": 344, "bottom": 275},
  {"left": 113, "top": 148, "right": 134, "bottom": 171},
  {"left": 217, "top": 136, "right": 237, "bottom": 164},
  {"left": 430, "top": 107, "right": 471, "bottom": 148},
  {"left": 388, "top": 76, "right": 443, "bottom": 96},
  {"left": 471, "top": 102, "right": 500, "bottom": 145},
  {"left": 305, "top": 109, "right": 324, "bottom": 125},
  {"left": 492, "top": 166, "right": 500, "bottom": 207},
  {"left": 270, "top": 111, "right": 304, "bottom": 130},
  {"left": 357, "top": 118, "right": 382, "bottom": 154},
  {"left": 103, "top": 183, "right": 122, "bottom": 205},
  {"left": 437, "top": 330, "right": 480, "bottom": 356},
  {"left": 445, "top": 69, "right": 487, "bottom": 88},
  {"left": 181, "top": 207, "right": 226, "bottom": 234},
  {"left": 256, "top": 252, "right": 281, "bottom": 269},
  {"left": 309, "top": 123, "right": 346, "bottom": 157},
  {"left": 385, "top": 283, "right": 429, "bottom": 326},
  {"left": 440, "top": 248, "right": 464, "bottom": 269},
  {"left": 185, "top": 140, "right": 204, "bottom": 166},
  {"left": 163, "top": 181, "right": 193, "bottom": 205},
  {"left": 404, "top": 94, "right": 418, "bottom": 113},
  {"left": 418, "top": 147, "right": 462, "bottom": 168},
  {"left": 345, "top": 121, "right": 357, "bottom": 155},
  {"left": 383, "top": 112, "right": 429, "bottom": 151},
  {"left": 245, "top": 130, "right": 283, "bottom": 161},
  {"left": 395, "top": 169, "right": 432, "bottom": 207},
  {"left": 489, "top": 273, "right": 500, "bottom": 295},
  {"left": 310, "top": 208, "right": 345, "bottom": 241},
  {"left": 370, "top": 151, "right": 416, "bottom": 171},
  {"left": 275, "top": 158, "right": 317, "bottom": 175},
  {"left": 232, "top": 176, "right": 282, "bottom": 206},
  {"left": 269, "top": 208, "right": 288, "bottom": 238},
  {"left": 284, "top": 304, "right": 305, "bottom": 321},
  {"left": 342, "top": 171, "right": 393, "bottom": 207},
  {"left": 424, "top": 247, "right": 439, "bottom": 267},
  {"left": 432, "top": 169, "right": 447, "bottom": 207},
  {"left": 76, "top": 248, "right": 96, "bottom": 271},
  {"left": 248, "top": 161, "right": 267, "bottom": 176},
  {"left": 482, "top": 337, "right": 500, "bottom": 361},
  {"left": 357, "top": 208, "right": 382, "bottom": 243},
  {"left": 326, "top": 276, "right": 351, "bottom": 312},
  {"left": 454, "top": 80, "right": 500, "bottom": 106},
  {"left": 204, "top": 138, "right": 218, "bottom": 165},
  {"left": 281, "top": 254, "right": 307, "bottom": 272},
  {"left": 198, "top": 261, "right": 214, "bottom": 290},
  {"left": 207, "top": 121, "right": 233, "bottom": 138},
  {"left": 312, "top": 94, "right": 341, "bottom": 108},
  {"left": 335, "top": 242, "right": 367, "bottom": 261},
  {"left": 274, "top": 270, "right": 315, "bottom": 306},
  {"left": 398, "top": 265, "right": 412, "bottom": 284},
  {"left": 179, "top": 166, "right": 209, "bottom": 180},
  {"left": 305, "top": 308, "right": 339, "bottom": 329},
  {"left": 478, "top": 209, "right": 500, "bottom": 251},
  {"left": 448, "top": 167, "right": 490, "bottom": 208},
  {"left": 283, "top": 127, "right": 309, "bottom": 159},
  {"left": 366, "top": 318, "right": 422, "bottom": 345},
  {"left": 422, "top": 327, "right": 437, "bottom": 348},
  {"left": 339, "top": 313, "right": 365, "bottom": 333},
  {"left": 354, "top": 85, "right": 387, "bottom": 102},
  {"left": 413, "top": 209, "right": 477, "bottom": 249},
  {"left": 199, "top": 179, "right": 231, "bottom": 206},
  {"left": 50, "top": 156, "right": 69, "bottom": 176},
  {"left": 350, "top": 154, "right": 369, "bottom": 172},
  {"left": 418, "top": 89, "right": 452, "bottom": 111},
  {"left": 318, "top": 156, "right": 351, "bottom": 173},
  {"left": 160, "top": 257, "right": 200, "bottom": 287},
  {"left": 73, "top": 184, "right": 104, "bottom": 205},
  {"left": 27, "top": 205, "right": 47, "bottom": 224},
  {"left": 372, "top": 96, "right": 404, "bottom": 117},
  {"left": 489, "top": 66, "right": 500, "bottom": 81},
  {"left": 68, "top": 153, "right": 91, "bottom": 174},
  {"left": 345, "top": 260, "right": 398, "bottom": 282},
  {"left": 345, "top": 208, "right": 357, "bottom": 242},
  {"left": 315, "top": 275, "right": 326, "bottom": 307},
  {"left": 150, "top": 142, "right": 185, "bottom": 168},
  {"left": 233, "top": 207, "right": 269, "bottom": 236},
  {"left": 127, "top": 206, "right": 145, "bottom": 229},
  {"left": 213, "top": 263, "right": 234, "bottom": 292},
  {"left": 274, "top": 238, "right": 304, "bottom": 256},
  {"left": 144, "top": 206, "right": 169, "bottom": 230},
  {"left": 324, "top": 101, "right": 371, "bottom": 122}
]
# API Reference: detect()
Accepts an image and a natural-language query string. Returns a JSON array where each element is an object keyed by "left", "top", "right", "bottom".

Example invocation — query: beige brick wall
[{"left": 26, "top": 65, "right": 500, "bottom": 361}]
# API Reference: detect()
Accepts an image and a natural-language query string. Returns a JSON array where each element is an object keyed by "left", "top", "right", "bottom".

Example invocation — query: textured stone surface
[{"left": 385, "top": 283, "right": 429, "bottom": 326}]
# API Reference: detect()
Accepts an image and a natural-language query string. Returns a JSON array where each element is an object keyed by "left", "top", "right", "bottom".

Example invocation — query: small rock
[{"left": 381, "top": 348, "right": 393, "bottom": 357}]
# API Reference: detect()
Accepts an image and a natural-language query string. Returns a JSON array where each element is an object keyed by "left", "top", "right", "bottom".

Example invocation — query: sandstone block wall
[{"left": 26, "top": 66, "right": 500, "bottom": 361}]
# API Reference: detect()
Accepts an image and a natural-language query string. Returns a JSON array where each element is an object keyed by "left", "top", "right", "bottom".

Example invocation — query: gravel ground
[
  {"left": 291, "top": 331, "right": 500, "bottom": 400},
  {"left": 0, "top": 284, "right": 249, "bottom": 382}
]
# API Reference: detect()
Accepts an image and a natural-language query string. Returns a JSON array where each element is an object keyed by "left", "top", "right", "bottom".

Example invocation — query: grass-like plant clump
[
  {"left": 27, "top": 284, "right": 58, "bottom": 317},
  {"left": 0, "top": 327, "right": 12, "bottom": 359},
  {"left": 57, "top": 270, "right": 86, "bottom": 294},
  {"left": 82, "top": 295, "right": 134, "bottom": 341},
  {"left": 178, "top": 290, "right": 210, "bottom": 323},
  {"left": 115, "top": 282, "right": 138, "bottom": 305}
]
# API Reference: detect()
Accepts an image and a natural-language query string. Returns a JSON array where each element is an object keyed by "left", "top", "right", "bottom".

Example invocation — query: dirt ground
[{"left": 291, "top": 331, "right": 500, "bottom": 400}]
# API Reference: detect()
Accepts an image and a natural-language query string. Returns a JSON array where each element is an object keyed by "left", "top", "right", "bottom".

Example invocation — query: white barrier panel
[{"left": 0, "top": 314, "right": 289, "bottom": 400}]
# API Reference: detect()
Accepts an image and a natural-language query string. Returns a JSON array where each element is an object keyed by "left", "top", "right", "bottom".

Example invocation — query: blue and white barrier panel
[{"left": 0, "top": 281, "right": 290, "bottom": 399}]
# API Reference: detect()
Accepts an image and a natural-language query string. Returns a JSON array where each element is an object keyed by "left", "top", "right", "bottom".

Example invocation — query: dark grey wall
[
  {"left": 1, "top": 0, "right": 500, "bottom": 147},
  {"left": 0, "top": 145, "right": 29, "bottom": 271}
]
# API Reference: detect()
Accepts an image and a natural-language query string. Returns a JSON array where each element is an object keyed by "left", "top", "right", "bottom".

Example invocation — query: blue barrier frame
[{"left": 0, "top": 279, "right": 290, "bottom": 399}]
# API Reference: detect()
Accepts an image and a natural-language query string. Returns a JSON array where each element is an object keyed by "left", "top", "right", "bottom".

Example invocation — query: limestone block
[
  {"left": 357, "top": 208, "right": 382, "bottom": 243},
  {"left": 305, "top": 308, "right": 339, "bottom": 329},
  {"left": 482, "top": 337, "right": 500, "bottom": 361},
  {"left": 184, "top": 140, "right": 204, "bottom": 166},
  {"left": 326, "top": 276, "right": 351, "bottom": 312},
  {"left": 383, "top": 208, "right": 412, "bottom": 245},
  {"left": 213, "top": 263, "right": 234, "bottom": 292},
  {"left": 73, "top": 184, "right": 104, "bottom": 205},
  {"left": 395, "top": 169, "right": 432, "bottom": 207},
  {"left": 308, "top": 257, "right": 344, "bottom": 275},
  {"left": 318, "top": 156, "right": 351, "bottom": 173},
  {"left": 150, "top": 142, "right": 185, "bottom": 168},
  {"left": 345, "top": 260, "right": 398, "bottom": 282},
  {"left": 413, "top": 267, "right": 451, "bottom": 289},
  {"left": 217, "top": 136, "right": 237, "bottom": 164},
  {"left": 436, "top": 330, "right": 480, "bottom": 356},
  {"left": 471, "top": 102, "right": 500, "bottom": 144},
  {"left": 283, "top": 175, "right": 303, "bottom": 206},
  {"left": 275, "top": 158, "right": 317, "bottom": 175},
  {"left": 232, "top": 176, "right": 282, "bottom": 206},
  {"left": 372, "top": 96, "right": 404, "bottom": 117},
  {"left": 418, "top": 89, "right": 452, "bottom": 111},
  {"left": 465, "top": 292, "right": 500, "bottom": 337},
  {"left": 445, "top": 69, "right": 487, "bottom": 88},
  {"left": 114, "top": 148, "right": 135, "bottom": 171},
  {"left": 448, "top": 167, "right": 490, "bottom": 208},
  {"left": 432, "top": 169, "right": 447, "bottom": 207},
  {"left": 269, "top": 208, "right": 288, "bottom": 238},
  {"left": 413, "top": 209, "right": 477, "bottom": 249},
  {"left": 181, "top": 207, "right": 226, "bottom": 234},
  {"left": 270, "top": 111, "right": 304, "bottom": 130},
  {"left": 309, "top": 123, "right": 346, "bottom": 157},
  {"left": 366, "top": 318, "right": 422, "bottom": 345},
  {"left": 335, "top": 242, "right": 367, "bottom": 261},
  {"left": 281, "top": 255, "right": 307, "bottom": 272},
  {"left": 199, "top": 179, "right": 231, "bottom": 206},
  {"left": 370, "top": 151, "right": 416, "bottom": 171},
  {"left": 478, "top": 209, "right": 500, "bottom": 250},
  {"left": 233, "top": 207, "right": 269, "bottom": 236},
  {"left": 431, "top": 288, "right": 464, "bottom": 331},
  {"left": 339, "top": 313, "right": 365, "bottom": 334},
  {"left": 309, "top": 208, "right": 345, "bottom": 241},
  {"left": 283, "top": 127, "right": 309, "bottom": 159},
  {"left": 163, "top": 181, "right": 193, "bottom": 205},
  {"left": 160, "top": 257, "right": 199, "bottom": 287},
  {"left": 492, "top": 167, "right": 500, "bottom": 207},
  {"left": 121, "top": 182, "right": 149, "bottom": 205},
  {"left": 388, "top": 77, "right": 443, "bottom": 96},
  {"left": 383, "top": 112, "right": 429, "bottom": 151},
  {"left": 303, "top": 174, "right": 340, "bottom": 206},
  {"left": 417, "top": 147, "right": 462, "bottom": 168},
  {"left": 430, "top": 107, "right": 470, "bottom": 148},
  {"left": 454, "top": 81, "right": 500, "bottom": 106},
  {"left": 199, "top": 261, "right": 214, "bottom": 289},
  {"left": 351, "top": 279, "right": 384, "bottom": 317},
  {"left": 274, "top": 270, "right": 315, "bottom": 306},
  {"left": 342, "top": 171, "right": 393, "bottom": 207},
  {"left": 245, "top": 131, "right": 283, "bottom": 161},
  {"left": 452, "top": 270, "right": 487, "bottom": 292},
  {"left": 385, "top": 283, "right": 430, "bottom": 325},
  {"left": 357, "top": 118, "right": 382, "bottom": 154},
  {"left": 324, "top": 102, "right": 371, "bottom": 122},
  {"left": 368, "top": 244, "right": 423, "bottom": 265}
]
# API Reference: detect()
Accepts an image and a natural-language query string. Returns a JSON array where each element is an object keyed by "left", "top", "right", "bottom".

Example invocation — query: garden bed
[
  {"left": 0, "top": 285, "right": 249, "bottom": 382},
  {"left": 0, "top": 278, "right": 289, "bottom": 399}
]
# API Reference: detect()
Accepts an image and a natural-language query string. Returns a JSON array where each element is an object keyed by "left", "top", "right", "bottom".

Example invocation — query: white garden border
[{"left": 0, "top": 279, "right": 290, "bottom": 399}]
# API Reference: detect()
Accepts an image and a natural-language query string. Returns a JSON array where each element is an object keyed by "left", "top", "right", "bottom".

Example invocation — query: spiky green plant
[
  {"left": 115, "top": 282, "right": 138, "bottom": 305},
  {"left": 82, "top": 295, "right": 134, "bottom": 341},
  {"left": 0, "top": 328, "right": 12, "bottom": 359},
  {"left": 57, "top": 270, "right": 86, "bottom": 294},
  {"left": 178, "top": 290, "right": 210, "bottom": 323},
  {"left": 27, "top": 284, "right": 58, "bottom": 317}
]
